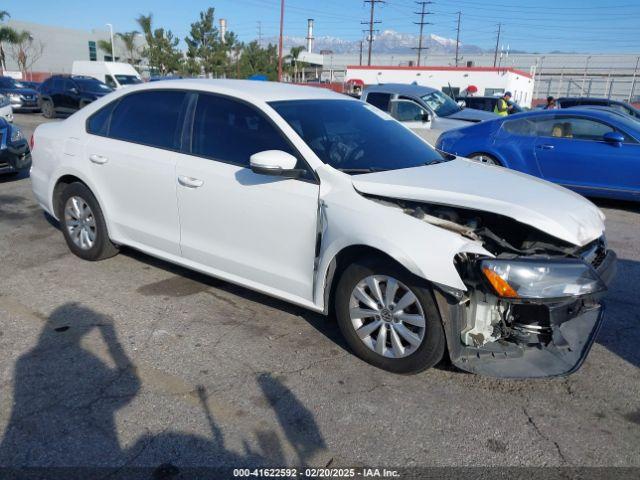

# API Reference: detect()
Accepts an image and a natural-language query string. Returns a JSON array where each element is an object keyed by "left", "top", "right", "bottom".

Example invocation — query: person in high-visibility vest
[{"left": 494, "top": 91, "right": 513, "bottom": 116}]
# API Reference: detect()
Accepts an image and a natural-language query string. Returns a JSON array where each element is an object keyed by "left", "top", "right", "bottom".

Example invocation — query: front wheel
[
  {"left": 41, "top": 99, "right": 55, "bottom": 119},
  {"left": 335, "top": 259, "right": 445, "bottom": 374},
  {"left": 468, "top": 153, "right": 501, "bottom": 166}
]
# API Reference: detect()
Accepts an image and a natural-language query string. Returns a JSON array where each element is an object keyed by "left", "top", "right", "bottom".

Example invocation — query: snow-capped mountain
[{"left": 260, "top": 30, "right": 484, "bottom": 55}]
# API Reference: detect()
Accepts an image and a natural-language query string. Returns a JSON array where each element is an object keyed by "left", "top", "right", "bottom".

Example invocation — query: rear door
[
  {"left": 175, "top": 93, "right": 320, "bottom": 302},
  {"left": 84, "top": 89, "right": 188, "bottom": 255},
  {"left": 533, "top": 114, "right": 640, "bottom": 194}
]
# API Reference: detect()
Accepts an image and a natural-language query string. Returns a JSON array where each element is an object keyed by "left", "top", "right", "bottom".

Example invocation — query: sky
[{"left": 4, "top": 0, "right": 640, "bottom": 53}]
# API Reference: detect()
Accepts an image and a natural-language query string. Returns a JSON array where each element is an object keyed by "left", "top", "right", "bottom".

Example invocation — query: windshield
[
  {"left": 270, "top": 99, "right": 448, "bottom": 173},
  {"left": 74, "top": 79, "right": 113, "bottom": 93},
  {"left": 115, "top": 75, "right": 142, "bottom": 85},
  {"left": 421, "top": 91, "right": 461, "bottom": 117}
]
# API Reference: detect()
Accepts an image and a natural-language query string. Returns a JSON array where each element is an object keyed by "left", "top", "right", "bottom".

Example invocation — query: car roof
[
  {"left": 363, "top": 83, "right": 437, "bottom": 96},
  {"left": 558, "top": 97, "right": 622, "bottom": 104},
  {"left": 498, "top": 107, "right": 635, "bottom": 124},
  {"left": 117, "top": 79, "right": 353, "bottom": 103}
]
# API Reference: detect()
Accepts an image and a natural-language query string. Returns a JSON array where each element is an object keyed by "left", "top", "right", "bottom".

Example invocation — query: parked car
[
  {"left": 20, "top": 81, "right": 41, "bottom": 91},
  {"left": 72, "top": 61, "right": 142, "bottom": 89},
  {"left": 557, "top": 97, "right": 640, "bottom": 119},
  {"left": 0, "top": 76, "right": 40, "bottom": 112},
  {"left": 0, "top": 117, "right": 31, "bottom": 175},
  {"left": 31, "top": 80, "right": 616, "bottom": 378},
  {"left": 363, "top": 84, "right": 496, "bottom": 126},
  {"left": 39, "top": 75, "right": 114, "bottom": 118},
  {"left": 456, "top": 95, "right": 523, "bottom": 115},
  {"left": 0, "top": 94, "right": 13, "bottom": 122},
  {"left": 436, "top": 108, "right": 640, "bottom": 201}
]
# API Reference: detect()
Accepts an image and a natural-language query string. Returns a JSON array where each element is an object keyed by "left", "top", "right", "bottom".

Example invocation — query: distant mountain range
[{"left": 261, "top": 30, "right": 485, "bottom": 55}]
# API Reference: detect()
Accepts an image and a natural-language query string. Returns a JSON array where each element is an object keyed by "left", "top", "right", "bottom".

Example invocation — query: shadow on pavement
[{"left": 0, "top": 303, "right": 326, "bottom": 474}]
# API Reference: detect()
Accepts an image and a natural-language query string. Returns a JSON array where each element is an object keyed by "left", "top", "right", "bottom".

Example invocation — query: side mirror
[
  {"left": 457, "top": 100, "right": 466, "bottom": 108},
  {"left": 603, "top": 131, "right": 624, "bottom": 147},
  {"left": 250, "top": 150, "right": 303, "bottom": 178},
  {"left": 421, "top": 111, "right": 430, "bottom": 123},
  {"left": 70, "top": 87, "right": 78, "bottom": 94}
]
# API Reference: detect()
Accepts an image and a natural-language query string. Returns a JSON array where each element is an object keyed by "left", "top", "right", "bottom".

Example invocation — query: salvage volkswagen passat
[{"left": 30, "top": 80, "right": 616, "bottom": 378}]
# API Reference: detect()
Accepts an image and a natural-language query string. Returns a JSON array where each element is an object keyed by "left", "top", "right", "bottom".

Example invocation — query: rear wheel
[
  {"left": 59, "top": 182, "right": 118, "bottom": 261},
  {"left": 335, "top": 259, "right": 445, "bottom": 374},
  {"left": 469, "top": 153, "right": 501, "bottom": 166},
  {"left": 41, "top": 99, "right": 55, "bottom": 119}
]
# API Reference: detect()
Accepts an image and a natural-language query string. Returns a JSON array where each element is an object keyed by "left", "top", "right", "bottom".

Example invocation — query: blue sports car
[{"left": 435, "top": 108, "right": 640, "bottom": 201}]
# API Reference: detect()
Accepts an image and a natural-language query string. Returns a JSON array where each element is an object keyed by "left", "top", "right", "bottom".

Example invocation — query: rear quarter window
[
  {"left": 86, "top": 100, "right": 118, "bottom": 136},
  {"left": 365, "top": 92, "right": 392, "bottom": 112}
]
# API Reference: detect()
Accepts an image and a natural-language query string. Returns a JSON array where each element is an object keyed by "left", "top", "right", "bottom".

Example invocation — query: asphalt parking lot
[{"left": 0, "top": 113, "right": 639, "bottom": 472}]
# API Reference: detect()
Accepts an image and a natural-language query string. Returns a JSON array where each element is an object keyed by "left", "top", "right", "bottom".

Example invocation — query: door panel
[
  {"left": 176, "top": 92, "right": 319, "bottom": 301},
  {"left": 533, "top": 116, "right": 640, "bottom": 193},
  {"left": 176, "top": 158, "right": 319, "bottom": 300}
]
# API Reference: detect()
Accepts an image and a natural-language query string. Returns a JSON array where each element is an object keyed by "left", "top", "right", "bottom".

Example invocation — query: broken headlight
[{"left": 480, "top": 259, "right": 606, "bottom": 300}]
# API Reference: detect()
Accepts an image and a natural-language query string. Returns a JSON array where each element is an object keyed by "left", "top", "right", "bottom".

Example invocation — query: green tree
[
  {"left": 238, "top": 41, "right": 278, "bottom": 80},
  {"left": 97, "top": 39, "right": 113, "bottom": 58},
  {"left": 284, "top": 45, "right": 306, "bottom": 81},
  {"left": 0, "top": 10, "right": 20, "bottom": 71},
  {"left": 136, "top": 13, "right": 183, "bottom": 76},
  {"left": 116, "top": 31, "right": 140, "bottom": 65}
]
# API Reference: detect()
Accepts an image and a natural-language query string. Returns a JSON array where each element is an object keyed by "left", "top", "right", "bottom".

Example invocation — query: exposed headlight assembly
[{"left": 481, "top": 259, "right": 606, "bottom": 300}]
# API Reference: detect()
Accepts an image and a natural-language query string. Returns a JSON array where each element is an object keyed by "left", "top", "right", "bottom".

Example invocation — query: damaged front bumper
[{"left": 435, "top": 249, "right": 617, "bottom": 378}]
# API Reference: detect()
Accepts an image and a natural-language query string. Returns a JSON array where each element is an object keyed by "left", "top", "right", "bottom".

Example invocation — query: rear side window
[
  {"left": 365, "top": 92, "right": 392, "bottom": 112},
  {"left": 503, "top": 117, "right": 537, "bottom": 136},
  {"left": 190, "top": 93, "right": 295, "bottom": 168},
  {"left": 87, "top": 100, "right": 118, "bottom": 136},
  {"left": 109, "top": 90, "right": 187, "bottom": 150}
]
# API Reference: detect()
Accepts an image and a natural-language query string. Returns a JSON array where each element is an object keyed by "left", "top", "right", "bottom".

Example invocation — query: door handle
[
  {"left": 89, "top": 154, "right": 108, "bottom": 164},
  {"left": 537, "top": 144, "right": 555, "bottom": 150},
  {"left": 178, "top": 176, "right": 204, "bottom": 188}
]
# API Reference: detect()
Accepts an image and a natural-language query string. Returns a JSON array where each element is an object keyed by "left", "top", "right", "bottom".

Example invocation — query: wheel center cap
[{"left": 380, "top": 308, "right": 392, "bottom": 322}]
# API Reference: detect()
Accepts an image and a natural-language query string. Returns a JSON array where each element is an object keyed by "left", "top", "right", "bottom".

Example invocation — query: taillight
[{"left": 29, "top": 133, "right": 34, "bottom": 150}]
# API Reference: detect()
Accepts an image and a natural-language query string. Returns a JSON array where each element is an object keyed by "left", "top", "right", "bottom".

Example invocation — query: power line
[
  {"left": 361, "top": 0, "right": 384, "bottom": 66},
  {"left": 412, "top": 1, "right": 433, "bottom": 66},
  {"left": 454, "top": 10, "right": 461, "bottom": 67},
  {"left": 493, "top": 22, "right": 501, "bottom": 67}
]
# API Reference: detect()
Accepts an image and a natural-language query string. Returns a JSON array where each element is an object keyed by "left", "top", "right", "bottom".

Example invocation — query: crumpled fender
[{"left": 313, "top": 168, "right": 491, "bottom": 312}]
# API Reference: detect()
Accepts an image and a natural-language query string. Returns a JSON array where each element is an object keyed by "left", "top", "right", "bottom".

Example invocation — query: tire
[
  {"left": 41, "top": 99, "right": 55, "bottom": 119},
  {"left": 335, "top": 258, "right": 445, "bottom": 374},
  {"left": 468, "top": 152, "right": 501, "bottom": 166},
  {"left": 58, "top": 182, "right": 118, "bottom": 261}
]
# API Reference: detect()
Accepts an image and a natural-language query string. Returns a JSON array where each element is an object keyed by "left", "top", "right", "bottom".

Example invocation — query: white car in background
[
  {"left": 30, "top": 80, "right": 616, "bottom": 377},
  {"left": 0, "top": 94, "right": 13, "bottom": 122}
]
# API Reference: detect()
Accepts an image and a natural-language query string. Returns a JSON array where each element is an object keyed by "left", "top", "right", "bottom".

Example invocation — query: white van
[{"left": 71, "top": 61, "right": 142, "bottom": 89}]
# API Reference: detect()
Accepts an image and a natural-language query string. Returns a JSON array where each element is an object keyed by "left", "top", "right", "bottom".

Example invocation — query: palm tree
[
  {"left": 116, "top": 31, "right": 140, "bottom": 65},
  {"left": 97, "top": 39, "right": 113, "bottom": 58},
  {"left": 0, "top": 10, "right": 20, "bottom": 72}
]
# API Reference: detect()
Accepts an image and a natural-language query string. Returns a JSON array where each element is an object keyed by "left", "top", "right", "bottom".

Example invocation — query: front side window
[
  {"left": 537, "top": 116, "right": 616, "bottom": 141},
  {"left": 191, "top": 93, "right": 297, "bottom": 169},
  {"left": 105, "top": 75, "right": 117, "bottom": 88},
  {"left": 109, "top": 90, "right": 187, "bottom": 150},
  {"left": 420, "top": 90, "right": 460, "bottom": 118},
  {"left": 393, "top": 101, "right": 425, "bottom": 122},
  {"left": 365, "top": 92, "right": 392, "bottom": 112},
  {"left": 114, "top": 75, "right": 142, "bottom": 85},
  {"left": 74, "top": 78, "right": 113, "bottom": 94},
  {"left": 270, "top": 99, "right": 448, "bottom": 173}
]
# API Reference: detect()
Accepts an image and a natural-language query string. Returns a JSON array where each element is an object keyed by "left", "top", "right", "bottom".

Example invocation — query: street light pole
[
  {"left": 581, "top": 55, "right": 591, "bottom": 96},
  {"left": 106, "top": 23, "right": 115, "bottom": 62}
]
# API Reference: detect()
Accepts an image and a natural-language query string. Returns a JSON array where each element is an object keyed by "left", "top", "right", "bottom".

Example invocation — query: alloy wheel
[
  {"left": 64, "top": 196, "right": 97, "bottom": 250},
  {"left": 469, "top": 154, "right": 499, "bottom": 166},
  {"left": 349, "top": 275, "right": 426, "bottom": 358}
]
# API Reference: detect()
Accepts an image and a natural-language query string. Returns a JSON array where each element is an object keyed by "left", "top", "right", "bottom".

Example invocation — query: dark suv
[
  {"left": 456, "top": 96, "right": 523, "bottom": 115},
  {"left": 557, "top": 97, "right": 640, "bottom": 119},
  {"left": 39, "top": 75, "right": 113, "bottom": 118},
  {"left": 0, "top": 76, "right": 40, "bottom": 112}
]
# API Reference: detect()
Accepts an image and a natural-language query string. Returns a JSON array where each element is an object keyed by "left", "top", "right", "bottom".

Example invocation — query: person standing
[
  {"left": 494, "top": 91, "right": 513, "bottom": 116},
  {"left": 544, "top": 96, "right": 558, "bottom": 109}
]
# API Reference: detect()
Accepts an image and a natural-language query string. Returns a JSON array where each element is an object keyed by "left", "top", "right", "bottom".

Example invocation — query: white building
[{"left": 346, "top": 65, "right": 535, "bottom": 107}]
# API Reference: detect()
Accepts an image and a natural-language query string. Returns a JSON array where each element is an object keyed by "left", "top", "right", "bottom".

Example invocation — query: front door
[
  {"left": 176, "top": 93, "right": 320, "bottom": 302},
  {"left": 533, "top": 115, "right": 640, "bottom": 195}
]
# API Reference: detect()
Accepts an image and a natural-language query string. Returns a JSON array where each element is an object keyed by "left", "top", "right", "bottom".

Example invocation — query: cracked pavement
[{"left": 0, "top": 114, "right": 638, "bottom": 469}]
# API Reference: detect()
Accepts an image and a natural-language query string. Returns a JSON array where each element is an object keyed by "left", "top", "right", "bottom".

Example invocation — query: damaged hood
[{"left": 352, "top": 158, "right": 605, "bottom": 246}]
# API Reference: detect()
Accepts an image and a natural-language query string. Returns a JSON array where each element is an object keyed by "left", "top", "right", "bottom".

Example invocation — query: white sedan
[{"left": 30, "top": 80, "right": 616, "bottom": 377}]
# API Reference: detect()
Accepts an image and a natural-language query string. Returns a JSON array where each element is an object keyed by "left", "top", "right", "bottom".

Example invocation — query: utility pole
[
  {"left": 277, "top": 0, "right": 285, "bottom": 82},
  {"left": 412, "top": 1, "right": 433, "bottom": 67},
  {"left": 359, "top": 40, "right": 363, "bottom": 66},
  {"left": 493, "top": 23, "right": 501, "bottom": 67},
  {"left": 257, "top": 21, "right": 263, "bottom": 45},
  {"left": 454, "top": 11, "right": 461, "bottom": 67},
  {"left": 361, "top": 0, "right": 384, "bottom": 66}
]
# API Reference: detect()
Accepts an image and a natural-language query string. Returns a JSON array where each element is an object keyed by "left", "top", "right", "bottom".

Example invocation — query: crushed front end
[{"left": 368, "top": 196, "right": 617, "bottom": 378}]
